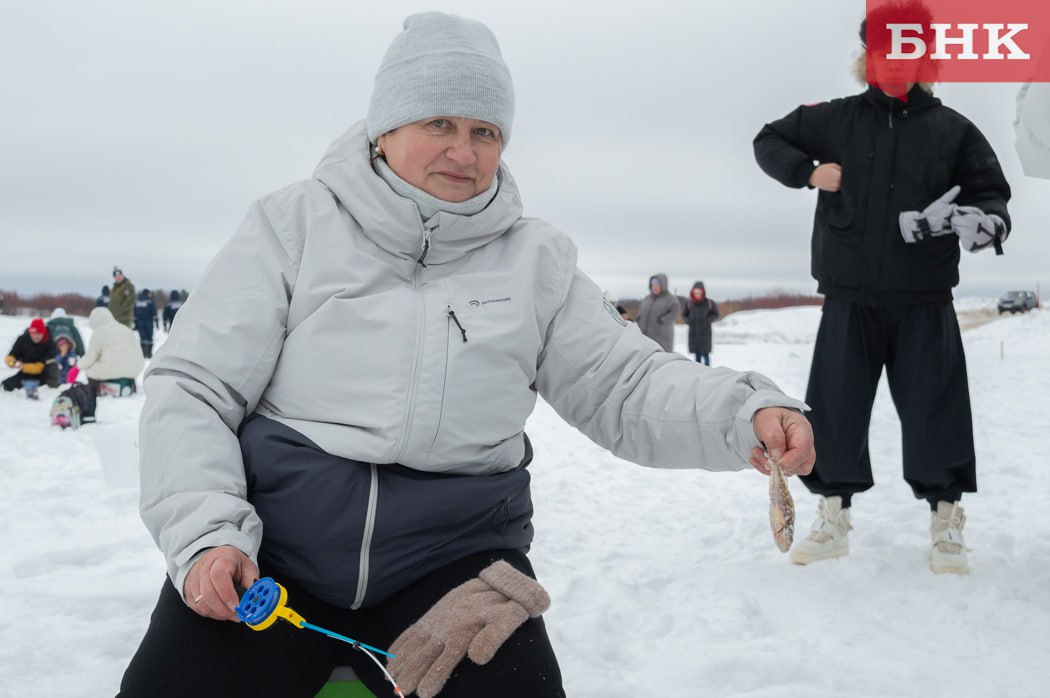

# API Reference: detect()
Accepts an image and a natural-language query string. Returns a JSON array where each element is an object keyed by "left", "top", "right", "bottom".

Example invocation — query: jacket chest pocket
[
  {"left": 443, "top": 292, "right": 538, "bottom": 388},
  {"left": 420, "top": 286, "right": 539, "bottom": 458}
]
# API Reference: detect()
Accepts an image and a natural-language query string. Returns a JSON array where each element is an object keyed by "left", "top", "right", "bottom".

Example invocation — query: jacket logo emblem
[
  {"left": 603, "top": 297, "right": 628, "bottom": 327},
  {"left": 468, "top": 297, "right": 511, "bottom": 307}
]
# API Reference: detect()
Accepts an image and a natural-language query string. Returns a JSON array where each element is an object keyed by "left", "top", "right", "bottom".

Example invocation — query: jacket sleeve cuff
[
  {"left": 170, "top": 530, "right": 259, "bottom": 605},
  {"left": 728, "top": 381, "right": 810, "bottom": 461},
  {"left": 797, "top": 161, "right": 818, "bottom": 189}
]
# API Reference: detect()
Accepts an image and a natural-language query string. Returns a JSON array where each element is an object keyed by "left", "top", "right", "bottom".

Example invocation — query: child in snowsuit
[
  {"left": 53, "top": 334, "right": 79, "bottom": 383},
  {"left": 46, "top": 308, "right": 85, "bottom": 357}
]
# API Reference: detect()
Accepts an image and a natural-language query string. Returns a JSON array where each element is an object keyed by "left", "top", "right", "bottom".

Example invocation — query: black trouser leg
[
  {"left": 2, "top": 373, "right": 23, "bottom": 391},
  {"left": 345, "top": 549, "right": 564, "bottom": 698},
  {"left": 117, "top": 576, "right": 341, "bottom": 698},
  {"left": 43, "top": 363, "right": 61, "bottom": 388},
  {"left": 118, "top": 549, "right": 564, "bottom": 698},
  {"left": 884, "top": 303, "right": 976, "bottom": 505},
  {"left": 801, "top": 298, "right": 886, "bottom": 500}
]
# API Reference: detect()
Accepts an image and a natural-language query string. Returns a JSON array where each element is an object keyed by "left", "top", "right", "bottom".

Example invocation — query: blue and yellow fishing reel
[
  {"left": 235, "top": 577, "right": 306, "bottom": 631},
  {"left": 234, "top": 577, "right": 395, "bottom": 659},
  {"left": 234, "top": 578, "right": 402, "bottom": 697}
]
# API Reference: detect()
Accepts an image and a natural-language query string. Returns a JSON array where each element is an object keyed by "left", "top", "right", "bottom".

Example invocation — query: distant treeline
[
  {"left": 0, "top": 288, "right": 821, "bottom": 323},
  {"left": 0, "top": 290, "right": 97, "bottom": 317},
  {"left": 617, "top": 292, "right": 823, "bottom": 322},
  {"left": 714, "top": 292, "right": 824, "bottom": 318},
  {"left": 0, "top": 289, "right": 182, "bottom": 318}
]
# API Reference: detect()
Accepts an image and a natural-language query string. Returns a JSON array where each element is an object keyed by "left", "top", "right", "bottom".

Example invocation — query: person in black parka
[
  {"left": 134, "top": 289, "right": 158, "bottom": 358},
  {"left": 683, "top": 281, "right": 718, "bottom": 365},
  {"left": 95, "top": 285, "right": 111, "bottom": 308},
  {"left": 162, "top": 290, "right": 183, "bottom": 332},
  {"left": 753, "top": 6, "right": 1011, "bottom": 574}
]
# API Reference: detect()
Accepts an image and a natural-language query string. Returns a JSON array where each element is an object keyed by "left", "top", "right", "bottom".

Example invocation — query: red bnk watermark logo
[{"left": 866, "top": 0, "right": 1050, "bottom": 100}]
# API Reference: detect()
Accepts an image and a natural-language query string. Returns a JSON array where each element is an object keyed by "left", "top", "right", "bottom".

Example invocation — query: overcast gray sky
[{"left": 2, "top": 0, "right": 1047, "bottom": 301}]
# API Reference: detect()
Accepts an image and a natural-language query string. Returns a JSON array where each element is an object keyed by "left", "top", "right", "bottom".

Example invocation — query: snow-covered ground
[{"left": 1, "top": 301, "right": 1048, "bottom": 697}]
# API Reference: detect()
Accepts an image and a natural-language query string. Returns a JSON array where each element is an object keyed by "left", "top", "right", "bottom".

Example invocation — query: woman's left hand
[{"left": 749, "top": 407, "right": 815, "bottom": 477}]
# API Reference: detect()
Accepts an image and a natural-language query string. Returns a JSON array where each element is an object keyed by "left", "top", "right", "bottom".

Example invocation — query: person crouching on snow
[
  {"left": 119, "top": 12, "right": 815, "bottom": 698},
  {"left": 79, "top": 307, "right": 145, "bottom": 395},
  {"left": 3, "top": 318, "right": 60, "bottom": 397}
]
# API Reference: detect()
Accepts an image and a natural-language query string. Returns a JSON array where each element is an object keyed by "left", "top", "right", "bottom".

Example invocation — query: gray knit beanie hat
[{"left": 367, "top": 12, "right": 515, "bottom": 146}]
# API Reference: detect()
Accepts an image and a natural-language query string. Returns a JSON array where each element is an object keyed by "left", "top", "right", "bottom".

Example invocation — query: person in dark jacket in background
[
  {"left": 753, "top": 7, "right": 1011, "bottom": 575},
  {"left": 683, "top": 281, "right": 718, "bottom": 365},
  {"left": 95, "top": 285, "right": 110, "bottom": 308},
  {"left": 109, "top": 268, "right": 136, "bottom": 328},
  {"left": 634, "top": 273, "right": 678, "bottom": 351},
  {"left": 134, "top": 289, "right": 158, "bottom": 358},
  {"left": 3, "top": 318, "right": 60, "bottom": 397},
  {"left": 162, "top": 290, "right": 183, "bottom": 332}
]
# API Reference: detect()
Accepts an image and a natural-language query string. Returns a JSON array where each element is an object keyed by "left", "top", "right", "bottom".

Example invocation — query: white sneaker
[
  {"left": 789, "top": 495, "right": 851, "bottom": 565},
  {"left": 930, "top": 501, "right": 969, "bottom": 575}
]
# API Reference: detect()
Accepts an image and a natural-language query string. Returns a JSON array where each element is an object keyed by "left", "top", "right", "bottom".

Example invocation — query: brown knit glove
[{"left": 387, "top": 561, "right": 550, "bottom": 698}]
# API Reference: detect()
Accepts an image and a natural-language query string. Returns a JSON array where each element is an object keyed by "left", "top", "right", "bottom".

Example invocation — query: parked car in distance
[{"left": 997, "top": 290, "right": 1038, "bottom": 314}]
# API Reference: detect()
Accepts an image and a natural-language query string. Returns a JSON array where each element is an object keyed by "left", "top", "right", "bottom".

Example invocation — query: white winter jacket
[
  {"left": 140, "top": 121, "right": 807, "bottom": 595},
  {"left": 80, "top": 307, "right": 145, "bottom": 380}
]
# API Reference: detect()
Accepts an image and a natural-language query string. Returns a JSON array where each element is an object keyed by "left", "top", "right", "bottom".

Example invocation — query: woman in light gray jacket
[{"left": 119, "top": 13, "right": 814, "bottom": 698}]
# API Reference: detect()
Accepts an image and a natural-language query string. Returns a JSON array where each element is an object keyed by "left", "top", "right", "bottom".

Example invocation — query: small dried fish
[{"left": 768, "top": 456, "right": 795, "bottom": 552}]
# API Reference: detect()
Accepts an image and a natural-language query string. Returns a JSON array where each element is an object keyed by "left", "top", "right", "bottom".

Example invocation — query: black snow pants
[
  {"left": 2, "top": 363, "right": 60, "bottom": 391},
  {"left": 117, "top": 548, "right": 565, "bottom": 698},
  {"left": 800, "top": 298, "right": 976, "bottom": 507}
]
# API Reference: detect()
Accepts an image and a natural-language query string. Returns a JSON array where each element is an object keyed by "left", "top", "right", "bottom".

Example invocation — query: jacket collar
[
  {"left": 313, "top": 121, "right": 524, "bottom": 266},
  {"left": 861, "top": 84, "right": 941, "bottom": 113}
]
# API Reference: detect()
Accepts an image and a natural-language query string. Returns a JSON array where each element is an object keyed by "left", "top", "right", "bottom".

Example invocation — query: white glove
[
  {"left": 952, "top": 206, "right": 1008, "bottom": 254},
  {"left": 898, "top": 186, "right": 960, "bottom": 243}
]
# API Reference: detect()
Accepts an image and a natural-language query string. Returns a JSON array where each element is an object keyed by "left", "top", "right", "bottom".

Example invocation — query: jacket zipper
[
  {"left": 392, "top": 234, "right": 430, "bottom": 464},
  {"left": 448, "top": 307, "right": 467, "bottom": 342},
  {"left": 417, "top": 228, "right": 432, "bottom": 267},
  {"left": 376, "top": 227, "right": 436, "bottom": 598},
  {"left": 352, "top": 463, "right": 379, "bottom": 609}
]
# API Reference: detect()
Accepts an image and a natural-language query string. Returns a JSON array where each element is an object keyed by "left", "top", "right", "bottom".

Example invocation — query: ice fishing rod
[{"left": 235, "top": 577, "right": 405, "bottom": 698}]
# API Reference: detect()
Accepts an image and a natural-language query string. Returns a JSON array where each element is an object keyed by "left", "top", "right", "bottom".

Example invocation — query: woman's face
[{"left": 378, "top": 117, "right": 502, "bottom": 202}]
